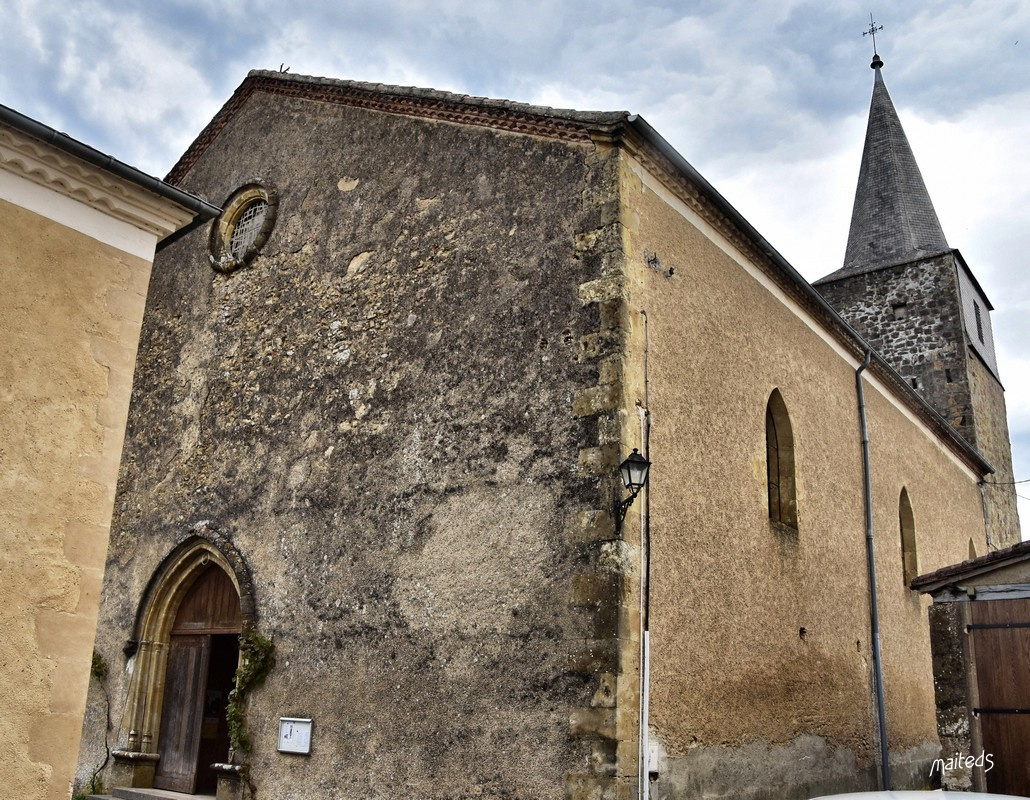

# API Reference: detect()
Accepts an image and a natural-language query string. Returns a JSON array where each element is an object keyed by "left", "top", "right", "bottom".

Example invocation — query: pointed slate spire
[{"left": 817, "top": 54, "right": 950, "bottom": 283}]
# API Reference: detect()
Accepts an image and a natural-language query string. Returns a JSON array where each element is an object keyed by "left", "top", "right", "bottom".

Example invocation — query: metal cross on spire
[{"left": 863, "top": 13, "right": 883, "bottom": 55}]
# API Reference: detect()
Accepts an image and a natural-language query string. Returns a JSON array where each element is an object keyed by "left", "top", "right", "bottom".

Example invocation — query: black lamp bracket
[{"left": 615, "top": 486, "right": 643, "bottom": 535}]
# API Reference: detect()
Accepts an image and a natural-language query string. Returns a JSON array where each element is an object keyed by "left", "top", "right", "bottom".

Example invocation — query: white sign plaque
[{"left": 277, "top": 717, "right": 313, "bottom": 754}]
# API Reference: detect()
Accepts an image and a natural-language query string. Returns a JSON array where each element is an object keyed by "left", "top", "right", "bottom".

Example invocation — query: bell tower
[{"left": 815, "top": 51, "right": 1020, "bottom": 547}]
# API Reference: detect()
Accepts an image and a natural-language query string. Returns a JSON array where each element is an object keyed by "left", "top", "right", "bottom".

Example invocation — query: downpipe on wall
[
  {"left": 638, "top": 403, "right": 651, "bottom": 800},
  {"left": 638, "top": 310, "right": 652, "bottom": 800},
  {"left": 856, "top": 348, "right": 891, "bottom": 790},
  {"left": 978, "top": 481, "right": 994, "bottom": 552}
]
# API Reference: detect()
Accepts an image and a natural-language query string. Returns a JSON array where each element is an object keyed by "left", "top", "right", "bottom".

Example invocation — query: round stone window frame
[{"left": 209, "top": 183, "right": 278, "bottom": 273}]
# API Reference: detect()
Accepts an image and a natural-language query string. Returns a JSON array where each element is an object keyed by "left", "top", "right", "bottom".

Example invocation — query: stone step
[{"left": 107, "top": 790, "right": 216, "bottom": 800}]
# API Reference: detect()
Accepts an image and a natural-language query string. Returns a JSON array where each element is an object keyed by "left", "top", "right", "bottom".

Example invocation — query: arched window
[
  {"left": 900, "top": 488, "right": 918, "bottom": 584},
  {"left": 766, "top": 389, "right": 798, "bottom": 530}
]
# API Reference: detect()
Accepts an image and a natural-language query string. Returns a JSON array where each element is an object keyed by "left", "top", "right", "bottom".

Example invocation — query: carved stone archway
[{"left": 110, "top": 531, "right": 255, "bottom": 790}]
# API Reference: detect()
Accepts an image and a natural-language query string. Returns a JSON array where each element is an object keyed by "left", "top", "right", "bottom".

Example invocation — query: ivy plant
[{"left": 227, "top": 631, "right": 275, "bottom": 756}]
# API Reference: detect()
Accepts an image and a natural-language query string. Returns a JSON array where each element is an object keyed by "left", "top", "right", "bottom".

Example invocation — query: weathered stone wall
[
  {"left": 816, "top": 255, "right": 973, "bottom": 442},
  {"left": 818, "top": 254, "right": 1020, "bottom": 546},
  {"left": 926, "top": 601, "right": 976, "bottom": 791},
  {"left": 77, "top": 92, "right": 628, "bottom": 799},
  {"left": 619, "top": 150, "right": 987, "bottom": 799},
  {"left": 0, "top": 198, "right": 152, "bottom": 800},
  {"left": 967, "top": 353, "right": 1021, "bottom": 547}
]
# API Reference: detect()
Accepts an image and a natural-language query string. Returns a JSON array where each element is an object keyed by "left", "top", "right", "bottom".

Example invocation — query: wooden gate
[
  {"left": 153, "top": 566, "right": 240, "bottom": 793},
  {"left": 970, "top": 596, "right": 1030, "bottom": 795}
]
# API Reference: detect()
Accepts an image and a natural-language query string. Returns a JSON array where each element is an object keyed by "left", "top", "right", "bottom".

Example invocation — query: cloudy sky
[{"left": 3, "top": 0, "right": 1028, "bottom": 534}]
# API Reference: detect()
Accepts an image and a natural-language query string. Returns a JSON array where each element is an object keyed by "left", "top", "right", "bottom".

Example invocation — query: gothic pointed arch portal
[{"left": 116, "top": 535, "right": 254, "bottom": 793}]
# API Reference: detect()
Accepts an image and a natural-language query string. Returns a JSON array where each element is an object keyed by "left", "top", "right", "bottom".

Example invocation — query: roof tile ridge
[
  {"left": 166, "top": 71, "right": 629, "bottom": 187},
  {"left": 244, "top": 69, "right": 628, "bottom": 125},
  {"left": 242, "top": 68, "right": 630, "bottom": 125}
]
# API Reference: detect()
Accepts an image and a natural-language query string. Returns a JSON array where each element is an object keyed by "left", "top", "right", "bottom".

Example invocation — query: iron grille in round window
[
  {"left": 227, "top": 199, "right": 268, "bottom": 259},
  {"left": 209, "top": 184, "right": 277, "bottom": 273}
]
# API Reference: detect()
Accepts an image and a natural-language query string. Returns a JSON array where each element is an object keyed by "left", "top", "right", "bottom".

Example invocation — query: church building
[{"left": 75, "top": 51, "right": 1021, "bottom": 800}]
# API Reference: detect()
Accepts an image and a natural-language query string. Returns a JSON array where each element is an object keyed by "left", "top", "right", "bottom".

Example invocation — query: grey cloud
[{"left": 3, "top": 0, "right": 1028, "bottom": 527}]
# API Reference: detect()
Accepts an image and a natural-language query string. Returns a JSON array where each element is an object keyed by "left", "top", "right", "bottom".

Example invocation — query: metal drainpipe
[
  {"left": 638, "top": 310, "right": 652, "bottom": 800},
  {"left": 638, "top": 405, "right": 650, "bottom": 800},
  {"left": 856, "top": 348, "right": 891, "bottom": 790},
  {"left": 978, "top": 481, "right": 994, "bottom": 551}
]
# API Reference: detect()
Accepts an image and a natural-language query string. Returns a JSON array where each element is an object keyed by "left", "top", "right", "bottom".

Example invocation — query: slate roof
[{"left": 815, "top": 56, "right": 950, "bottom": 285}]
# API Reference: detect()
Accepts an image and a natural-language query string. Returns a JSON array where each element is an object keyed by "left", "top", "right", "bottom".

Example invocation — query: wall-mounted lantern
[{"left": 615, "top": 448, "right": 651, "bottom": 535}]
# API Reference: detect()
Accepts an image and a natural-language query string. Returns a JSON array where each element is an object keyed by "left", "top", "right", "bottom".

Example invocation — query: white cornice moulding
[
  {"left": 0, "top": 168, "right": 155, "bottom": 260},
  {"left": 0, "top": 126, "right": 195, "bottom": 246}
]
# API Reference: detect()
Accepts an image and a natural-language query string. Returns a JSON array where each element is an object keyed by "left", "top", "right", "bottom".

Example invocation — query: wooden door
[
  {"left": 970, "top": 597, "right": 1030, "bottom": 795},
  {"left": 153, "top": 566, "right": 241, "bottom": 793},
  {"left": 154, "top": 634, "right": 210, "bottom": 792}
]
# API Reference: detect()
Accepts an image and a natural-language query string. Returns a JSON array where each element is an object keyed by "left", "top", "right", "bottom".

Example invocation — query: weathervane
[{"left": 863, "top": 13, "right": 883, "bottom": 55}]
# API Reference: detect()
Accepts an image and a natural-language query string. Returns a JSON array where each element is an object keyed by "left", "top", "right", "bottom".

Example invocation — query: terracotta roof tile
[{"left": 912, "top": 539, "right": 1030, "bottom": 591}]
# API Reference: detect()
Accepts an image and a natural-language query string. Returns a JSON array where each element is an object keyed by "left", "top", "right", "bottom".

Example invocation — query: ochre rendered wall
[
  {"left": 0, "top": 199, "right": 151, "bottom": 800},
  {"left": 617, "top": 153, "right": 987, "bottom": 799}
]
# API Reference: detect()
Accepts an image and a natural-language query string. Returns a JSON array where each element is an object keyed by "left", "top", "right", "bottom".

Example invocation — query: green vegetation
[
  {"left": 227, "top": 630, "right": 275, "bottom": 756},
  {"left": 78, "top": 651, "right": 111, "bottom": 797}
]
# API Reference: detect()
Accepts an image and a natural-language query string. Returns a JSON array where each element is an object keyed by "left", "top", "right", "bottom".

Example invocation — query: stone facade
[
  {"left": 967, "top": 351, "right": 1021, "bottom": 544},
  {"left": 77, "top": 81, "right": 640, "bottom": 799},
  {"left": 817, "top": 255, "right": 972, "bottom": 438},
  {"left": 74, "top": 72, "right": 1018, "bottom": 800},
  {"left": 925, "top": 601, "right": 977, "bottom": 791}
]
